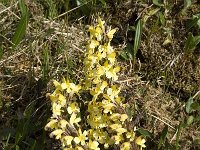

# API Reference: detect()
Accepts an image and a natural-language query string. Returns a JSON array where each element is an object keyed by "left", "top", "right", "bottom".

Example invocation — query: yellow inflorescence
[{"left": 45, "top": 17, "right": 146, "bottom": 150}]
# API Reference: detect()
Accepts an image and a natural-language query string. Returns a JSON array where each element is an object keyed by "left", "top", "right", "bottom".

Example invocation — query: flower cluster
[{"left": 45, "top": 17, "right": 146, "bottom": 150}]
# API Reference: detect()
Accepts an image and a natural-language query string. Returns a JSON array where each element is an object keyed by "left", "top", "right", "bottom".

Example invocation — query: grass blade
[
  {"left": 19, "top": 0, "right": 27, "bottom": 16},
  {"left": 133, "top": 19, "right": 142, "bottom": 62},
  {"left": 158, "top": 126, "right": 168, "bottom": 149},
  {"left": 12, "top": 1, "right": 29, "bottom": 48},
  {"left": 176, "top": 122, "right": 183, "bottom": 150},
  {"left": 153, "top": 0, "right": 164, "bottom": 7}
]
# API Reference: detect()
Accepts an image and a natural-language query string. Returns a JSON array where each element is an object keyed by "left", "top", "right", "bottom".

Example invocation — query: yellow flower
[
  {"left": 104, "top": 85, "right": 120, "bottom": 102},
  {"left": 120, "top": 142, "right": 131, "bottom": 150},
  {"left": 89, "top": 40, "right": 99, "bottom": 49},
  {"left": 107, "top": 28, "right": 117, "bottom": 40},
  {"left": 69, "top": 83, "right": 81, "bottom": 96},
  {"left": 113, "top": 134, "right": 123, "bottom": 144},
  {"left": 110, "top": 124, "right": 122, "bottom": 130},
  {"left": 126, "top": 131, "right": 135, "bottom": 141},
  {"left": 107, "top": 52, "right": 116, "bottom": 64},
  {"left": 75, "top": 146, "right": 84, "bottom": 150},
  {"left": 45, "top": 119, "right": 58, "bottom": 130},
  {"left": 74, "top": 128, "right": 88, "bottom": 146},
  {"left": 135, "top": 136, "right": 146, "bottom": 150},
  {"left": 110, "top": 113, "right": 121, "bottom": 122},
  {"left": 50, "top": 129, "right": 64, "bottom": 140},
  {"left": 120, "top": 114, "right": 128, "bottom": 122},
  {"left": 53, "top": 80, "right": 62, "bottom": 90},
  {"left": 52, "top": 102, "right": 62, "bottom": 116},
  {"left": 58, "top": 93, "right": 66, "bottom": 106},
  {"left": 62, "top": 135, "right": 74, "bottom": 146},
  {"left": 88, "top": 140, "right": 100, "bottom": 150},
  {"left": 106, "top": 66, "right": 120, "bottom": 81},
  {"left": 67, "top": 102, "right": 80, "bottom": 114},
  {"left": 70, "top": 113, "right": 81, "bottom": 126},
  {"left": 116, "top": 128, "right": 127, "bottom": 135},
  {"left": 97, "top": 16, "right": 105, "bottom": 31},
  {"left": 103, "top": 61, "right": 112, "bottom": 71},
  {"left": 59, "top": 119, "right": 69, "bottom": 130},
  {"left": 102, "top": 101, "right": 115, "bottom": 114}
]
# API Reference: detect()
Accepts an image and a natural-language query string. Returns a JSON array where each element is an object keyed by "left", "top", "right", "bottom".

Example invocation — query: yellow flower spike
[
  {"left": 63, "top": 135, "right": 74, "bottom": 146},
  {"left": 50, "top": 129, "right": 64, "bottom": 140},
  {"left": 70, "top": 113, "right": 81, "bottom": 126},
  {"left": 135, "top": 136, "right": 146, "bottom": 150},
  {"left": 88, "top": 140, "right": 100, "bottom": 150},
  {"left": 74, "top": 128, "right": 88, "bottom": 146},
  {"left": 120, "top": 142, "right": 131, "bottom": 150},
  {"left": 67, "top": 102, "right": 80, "bottom": 114},
  {"left": 107, "top": 28, "right": 117, "bottom": 40},
  {"left": 45, "top": 119, "right": 58, "bottom": 130},
  {"left": 120, "top": 114, "right": 128, "bottom": 122}
]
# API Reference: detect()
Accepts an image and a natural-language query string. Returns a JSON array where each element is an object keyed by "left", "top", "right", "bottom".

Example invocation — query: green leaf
[
  {"left": 192, "top": 35, "right": 200, "bottom": 48},
  {"left": 133, "top": 19, "right": 142, "bottom": 61},
  {"left": 158, "top": 126, "right": 168, "bottom": 149},
  {"left": 184, "top": 32, "right": 193, "bottom": 53},
  {"left": 120, "top": 51, "right": 129, "bottom": 60},
  {"left": 12, "top": 13, "right": 29, "bottom": 48},
  {"left": 186, "top": 97, "right": 193, "bottom": 114},
  {"left": 187, "top": 115, "right": 194, "bottom": 125},
  {"left": 184, "top": 33, "right": 200, "bottom": 53},
  {"left": 153, "top": 0, "right": 164, "bottom": 7},
  {"left": 137, "top": 128, "right": 152, "bottom": 138}
]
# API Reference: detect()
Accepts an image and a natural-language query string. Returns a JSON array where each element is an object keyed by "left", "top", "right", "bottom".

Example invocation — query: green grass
[{"left": 0, "top": 0, "right": 200, "bottom": 149}]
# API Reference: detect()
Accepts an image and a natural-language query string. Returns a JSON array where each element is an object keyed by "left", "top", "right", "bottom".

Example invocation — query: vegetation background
[{"left": 0, "top": 0, "right": 199, "bottom": 149}]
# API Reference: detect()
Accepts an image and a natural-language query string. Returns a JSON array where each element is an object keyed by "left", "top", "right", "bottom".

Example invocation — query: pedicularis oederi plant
[{"left": 45, "top": 17, "right": 146, "bottom": 150}]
